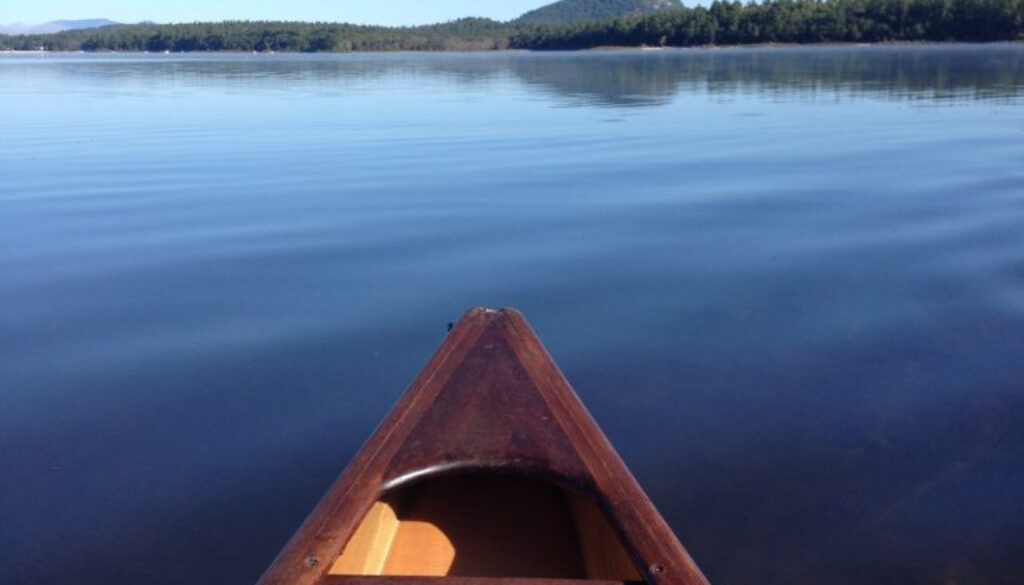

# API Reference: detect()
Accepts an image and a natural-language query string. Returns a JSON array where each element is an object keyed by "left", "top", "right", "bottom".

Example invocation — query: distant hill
[
  {"left": 0, "top": 19, "right": 118, "bottom": 35},
  {"left": 515, "top": 0, "right": 683, "bottom": 25},
  {"left": 49, "top": 19, "right": 120, "bottom": 31}
]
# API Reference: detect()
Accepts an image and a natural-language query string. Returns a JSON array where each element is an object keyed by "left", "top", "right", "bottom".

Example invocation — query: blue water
[{"left": 2, "top": 46, "right": 1023, "bottom": 585}]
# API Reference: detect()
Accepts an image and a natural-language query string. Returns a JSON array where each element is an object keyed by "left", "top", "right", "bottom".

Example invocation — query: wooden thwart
[
  {"left": 257, "top": 308, "right": 710, "bottom": 585},
  {"left": 331, "top": 475, "right": 639, "bottom": 579},
  {"left": 321, "top": 579, "right": 642, "bottom": 585}
]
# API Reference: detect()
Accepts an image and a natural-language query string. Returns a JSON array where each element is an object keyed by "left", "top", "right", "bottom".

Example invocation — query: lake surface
[{"left": 2, "top": 46, "right": 1023, "bottom": 585}]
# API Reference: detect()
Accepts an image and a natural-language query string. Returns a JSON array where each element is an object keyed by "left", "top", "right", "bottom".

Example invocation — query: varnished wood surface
[
  {"left": 569, "top": 495, "right": 642, "bottom": 580},
  {"left": 329, "top": 474, "right": 638, "bottom": 579},
  {"left": 256, "top": 308, "right": 711, "bottom": 585},
  {"left": 321, "top": 578, "right": 643, "bottom": 585},
  {"left": 330, "top": 502, "right": 400, "bottom": 575}
]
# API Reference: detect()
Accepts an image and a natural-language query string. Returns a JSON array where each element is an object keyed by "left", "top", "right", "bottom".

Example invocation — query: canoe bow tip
[
  {"left": 464, "top": 306, "right": 514, "bottom": 316},
  {"left": 458, "top": 306, "right": 527, "bottom": 326}
]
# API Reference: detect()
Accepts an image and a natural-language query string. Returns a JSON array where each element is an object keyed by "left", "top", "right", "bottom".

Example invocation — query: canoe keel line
[{"left": 258, "top": 308, "right": 710, "bottom": 585}]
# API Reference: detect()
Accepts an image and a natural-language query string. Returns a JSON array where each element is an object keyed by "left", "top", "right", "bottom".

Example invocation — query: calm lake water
[{"left": 2, "top": 46, "right": 1023, "bottom": 585}]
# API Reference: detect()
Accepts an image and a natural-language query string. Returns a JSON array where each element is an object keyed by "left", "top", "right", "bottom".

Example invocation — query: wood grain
[{"left": 321, "top": 578, "right": 642, "bottom": 585}]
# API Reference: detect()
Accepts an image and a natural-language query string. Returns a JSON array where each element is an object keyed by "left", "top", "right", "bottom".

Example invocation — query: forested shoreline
[
  {"left": 0, "top": 19, "right": 513, "bottom": 53},
  {"left": 516, "top": 0, "right": 1024, "bottom": 48},
  {"left": 2, "top": 0, "right": 1022, "bottom": 53}
]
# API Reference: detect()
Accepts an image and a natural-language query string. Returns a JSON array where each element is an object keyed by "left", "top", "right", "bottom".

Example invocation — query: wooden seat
[
  {"left": 322, "top": 578, "right": 640, "bottom": 585},
  {"left": 330, "top": 474, "right": 640, "bottom": 579}
]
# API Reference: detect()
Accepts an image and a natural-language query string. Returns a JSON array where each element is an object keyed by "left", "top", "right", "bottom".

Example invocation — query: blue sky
[{"left": 4, "top": 1, "right": 551, "bottom": 26}]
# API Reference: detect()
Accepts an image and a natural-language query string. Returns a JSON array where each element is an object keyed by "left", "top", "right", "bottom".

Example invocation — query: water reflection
[
  {"left": 6, "top": 45, "right": 1023, "bottom": 108},
  {"left": 512, "top": 46, "right": 1024, "bottom": 106}
]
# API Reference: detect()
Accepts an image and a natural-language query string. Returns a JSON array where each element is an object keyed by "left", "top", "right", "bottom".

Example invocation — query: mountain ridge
[
  {"left": 516, "top": 0, "right": 683, "bottom": 25},
  {"left": 0, "top": 18, "right": 118, "bottom": 35}
]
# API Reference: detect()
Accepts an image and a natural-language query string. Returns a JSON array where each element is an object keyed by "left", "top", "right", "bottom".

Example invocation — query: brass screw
[
  {"left": 305, "top": 556, "right": 320, "bottom": 569},
  {"left": 649, "top": 564, "right": 665, "bottom": 576}
]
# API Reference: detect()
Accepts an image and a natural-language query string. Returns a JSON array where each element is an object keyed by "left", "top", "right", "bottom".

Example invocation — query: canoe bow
[{"left": 257, "top": 308, "right": 710, "bottom": 585}]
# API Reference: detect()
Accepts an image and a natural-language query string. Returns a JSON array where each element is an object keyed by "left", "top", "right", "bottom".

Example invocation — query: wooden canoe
[{"left": 257, "top": 308, "right": 710, "bottom": 585}]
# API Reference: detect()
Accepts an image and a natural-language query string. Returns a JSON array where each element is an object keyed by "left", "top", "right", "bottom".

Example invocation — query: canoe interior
[{"left": 330, "top": 473, "right": 642, "bottom": 580}]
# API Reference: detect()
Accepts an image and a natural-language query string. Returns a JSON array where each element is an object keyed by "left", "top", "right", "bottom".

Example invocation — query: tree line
[
  {"left": 1, "top": 0, "right": 1021, "bottom": 53},
  {"left": 512, "top": 0, "right": 1024, "bottom": 48},
  {"left": 0, "top": 19, "right": 511, "bottom": 52}
]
